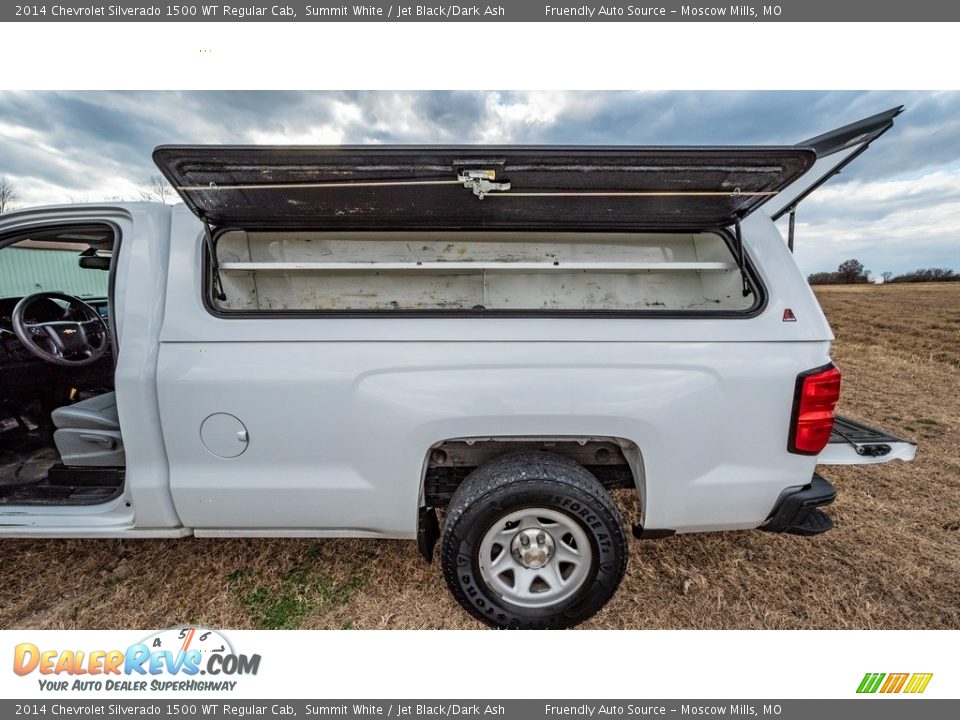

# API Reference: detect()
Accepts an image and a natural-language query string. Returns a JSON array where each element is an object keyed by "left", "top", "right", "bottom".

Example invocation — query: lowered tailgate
[{"left": 818, "top": 415, "right": 917, "bottom": 465}]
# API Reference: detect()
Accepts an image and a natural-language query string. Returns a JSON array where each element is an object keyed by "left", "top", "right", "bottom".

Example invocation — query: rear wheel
[{"left": 440, "top": 451, "right": 628, "bottom": 629}]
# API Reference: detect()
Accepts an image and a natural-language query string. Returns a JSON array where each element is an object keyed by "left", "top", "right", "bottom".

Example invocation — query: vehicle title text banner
[{"left": 5, "top": 0, "right": 960, "bottom": 22}]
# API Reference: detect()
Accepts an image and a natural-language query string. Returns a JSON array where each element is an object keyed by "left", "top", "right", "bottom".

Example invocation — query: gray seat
[
  {"left": 52, "top": 392, "right": 120, "bottom": 431},
  {"left": 51, "top": 392, "right": 125, "bottom": 467}
]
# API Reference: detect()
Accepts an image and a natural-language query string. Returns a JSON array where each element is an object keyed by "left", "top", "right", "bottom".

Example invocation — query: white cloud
[
  {"left": 1, "top": 90, "right": 958, "bottom": 273},
  {"left": 783, "top": 168, "right": 960, "bottom": 275},
  {"left": 478, "top": 91, "right": 570, "bottom": 143}
]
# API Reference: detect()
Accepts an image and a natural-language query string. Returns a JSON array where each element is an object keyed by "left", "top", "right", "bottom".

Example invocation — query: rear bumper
[{"left": 762, "top": 473, "right": 837, "bottom": 536}]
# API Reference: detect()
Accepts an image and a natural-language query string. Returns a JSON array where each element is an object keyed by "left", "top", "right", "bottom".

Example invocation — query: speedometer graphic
[{"left": 141, "top": 626, "right": 235, "bottom": 662}]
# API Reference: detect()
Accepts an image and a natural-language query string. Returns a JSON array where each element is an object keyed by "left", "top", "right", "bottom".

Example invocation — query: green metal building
[{"left": 0, "top": 247, "right": 108, "bottom": 299}]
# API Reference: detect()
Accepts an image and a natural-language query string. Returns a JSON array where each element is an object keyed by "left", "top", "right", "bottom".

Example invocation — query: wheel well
[{"left": 420, "top": 436, "right": 644, "bottom": 508}]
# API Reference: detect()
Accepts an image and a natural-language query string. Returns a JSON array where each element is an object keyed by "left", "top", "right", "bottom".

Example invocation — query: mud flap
[{"left": 417, "top": 506, "right": 440, "bottom": 563}]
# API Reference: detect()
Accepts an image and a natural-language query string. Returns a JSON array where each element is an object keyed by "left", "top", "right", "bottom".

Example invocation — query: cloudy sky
[{"left": 1, "top": 90, "right": 958, "bottom": 275}]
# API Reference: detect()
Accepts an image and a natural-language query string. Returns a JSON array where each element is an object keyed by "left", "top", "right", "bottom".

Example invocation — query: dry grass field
[{"left": 1, "top": 283, "right": 958, "bottom": 630}]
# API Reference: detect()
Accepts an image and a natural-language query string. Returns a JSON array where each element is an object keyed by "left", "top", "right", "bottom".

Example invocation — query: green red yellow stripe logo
[{"left": 857, "top": 672, "right": 933, "bottom": 694}]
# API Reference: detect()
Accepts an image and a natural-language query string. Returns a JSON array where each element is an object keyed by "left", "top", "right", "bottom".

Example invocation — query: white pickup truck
[{"left": 0, "top": 107, "right": 915, "bottom": 628}]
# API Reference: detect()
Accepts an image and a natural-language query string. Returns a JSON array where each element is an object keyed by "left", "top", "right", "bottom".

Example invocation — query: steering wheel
[{"left": 11, "top": 291, "right": 110, "bottom": 367}]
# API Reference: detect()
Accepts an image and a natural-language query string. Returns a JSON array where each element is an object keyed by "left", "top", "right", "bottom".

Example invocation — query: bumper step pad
[{"left": 787, "top": 508, "right": 834, "bottom": 536}]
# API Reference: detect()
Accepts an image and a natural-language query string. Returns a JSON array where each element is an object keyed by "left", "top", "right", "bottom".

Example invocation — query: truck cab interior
[{"left": 0, "top": 223, "right": 124, "bottom": 505}]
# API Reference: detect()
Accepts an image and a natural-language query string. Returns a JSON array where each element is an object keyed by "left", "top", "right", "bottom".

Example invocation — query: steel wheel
[
  {"left": 441, "top": 451, "right": 628, "bottom": 628},
  {"left": 477, "top": 507, "right": 593, "bottom": 608}
]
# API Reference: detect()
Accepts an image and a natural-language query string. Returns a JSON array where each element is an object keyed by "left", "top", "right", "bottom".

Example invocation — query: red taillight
[{"left": 788, "top": 364, "right": 841, "bottom": 455}]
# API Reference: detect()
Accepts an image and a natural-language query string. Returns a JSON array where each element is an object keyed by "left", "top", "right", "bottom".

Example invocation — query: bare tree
[
  {"left": 809, "top": 258, "right": 873, "bottom": 285},
  {"left": 139, "top": 174, "right": 174, "bottom": 204},
  {"left": 0, "top": 176, "right": 19, "bottom": 213},
  {"left": 882, "top": 271, "right": 894, "bottom": 283},
  {"left": 836, "top": 258, "right": 869, "bottom": 284}
]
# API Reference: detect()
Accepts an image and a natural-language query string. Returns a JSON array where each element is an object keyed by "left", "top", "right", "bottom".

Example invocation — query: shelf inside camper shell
[{"left": 218, "top": 260, "right": 738, "bottom": 273}]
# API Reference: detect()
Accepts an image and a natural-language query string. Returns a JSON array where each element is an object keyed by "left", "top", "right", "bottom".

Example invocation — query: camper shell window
[{"left": 206, "top": 229, "right": 763, "bottom": 316}]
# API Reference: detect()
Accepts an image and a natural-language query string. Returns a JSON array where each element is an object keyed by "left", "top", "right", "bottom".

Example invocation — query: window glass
[{"left": 0, "top": 240, "right": 110, "bottom": 299}]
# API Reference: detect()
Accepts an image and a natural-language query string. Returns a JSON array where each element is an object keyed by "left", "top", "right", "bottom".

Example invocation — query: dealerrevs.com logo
[
  {"left": 13, "top": 626, "right": 261, "bottom": 692},
  {"left": 857, "top": 672, "right": 933, "bottom": 694}
]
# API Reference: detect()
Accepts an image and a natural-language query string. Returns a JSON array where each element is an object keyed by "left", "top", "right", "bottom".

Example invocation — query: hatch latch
[{"left": 458, "top": 170, "right": 511, "bottom": 199}]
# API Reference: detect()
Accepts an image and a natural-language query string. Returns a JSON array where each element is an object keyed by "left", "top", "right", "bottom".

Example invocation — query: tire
[{"left": 440, "top": 451, "right": 628, "bottom": 629}]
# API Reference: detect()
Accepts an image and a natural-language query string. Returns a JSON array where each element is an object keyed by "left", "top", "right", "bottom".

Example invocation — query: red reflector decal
[{"left": 783, "top": 308, "right": 797, "bottom": 322}]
